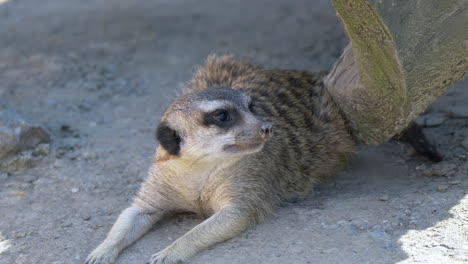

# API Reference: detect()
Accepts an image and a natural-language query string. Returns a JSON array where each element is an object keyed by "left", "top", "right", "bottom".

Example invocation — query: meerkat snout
[{"left": 260, "top": 122, "right": 272, "bottom": 139}]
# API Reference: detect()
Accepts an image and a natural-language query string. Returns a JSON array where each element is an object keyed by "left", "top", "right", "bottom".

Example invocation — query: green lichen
[{"left": 331, "top": 0, "right": 407, "bottom": 144}]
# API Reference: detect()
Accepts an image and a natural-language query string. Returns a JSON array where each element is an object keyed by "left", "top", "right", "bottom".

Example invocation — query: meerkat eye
[{"left": 212, "top": 109, "right": 230, "bottom": 122}]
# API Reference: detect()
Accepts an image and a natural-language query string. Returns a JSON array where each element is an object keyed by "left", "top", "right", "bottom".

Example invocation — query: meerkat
[{"left": 85, "top": 55, "right": 436, "bottom": 264}]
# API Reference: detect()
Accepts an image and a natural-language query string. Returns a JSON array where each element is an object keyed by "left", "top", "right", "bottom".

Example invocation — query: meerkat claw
[
  {"left": 85, "top": 245, "right": 119, "bottom": 264},
  {"left": 146, "top": 249, "right": 184, "bottom": 264}
]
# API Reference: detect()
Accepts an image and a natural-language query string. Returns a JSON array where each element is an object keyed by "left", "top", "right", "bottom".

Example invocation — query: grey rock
[
  {"left": 414, "top": 114, "right": 446, "bottom": 127},
  {"left": 448, "top": 106, "right": 468, "bottom": 119},
  {"left": 82, "top": 215, "right": 91, "bottom": 221},
  {"left": 0, "top": 101, "right": 50, "bottom": 161},
  {"left": 320, "top": 248, "right": 337, "bottom": 254},
  {"left": 0, "top": 143, "right": 50, "bottom": 172},
  {"left": 379, "top": 194, "right": 390, "bottom": 201},
  {"left": 1, "top": 150, "right": 35, "bottom": 171},
  {"left": 413, "top": 116, "right": 425, "bottom": 126}
]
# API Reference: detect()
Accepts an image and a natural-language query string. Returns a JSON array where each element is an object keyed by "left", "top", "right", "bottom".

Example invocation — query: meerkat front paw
[
  {"left": 145, "top": 248, "right": 185, "bottom": 264},
  {"left": 85, "top": 245, "right": 119, "bottom": 264}
]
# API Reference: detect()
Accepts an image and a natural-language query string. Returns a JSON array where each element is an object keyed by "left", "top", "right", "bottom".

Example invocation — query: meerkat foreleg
[
  {"left": 146, "top": 206, "right": 252, "bottom": 264},
  {"left": 86, "top": 205, "right": 164, "bottom": 264}
]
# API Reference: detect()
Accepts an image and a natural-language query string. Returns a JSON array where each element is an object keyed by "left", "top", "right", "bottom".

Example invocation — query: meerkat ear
[{"left": 156, "top": 121, "right": 182, "bottom": 156}]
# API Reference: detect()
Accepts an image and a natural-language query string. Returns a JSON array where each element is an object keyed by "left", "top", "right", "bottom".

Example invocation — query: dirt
[{"left": 0, "top": 0, "right": 466, "bottom": 263}]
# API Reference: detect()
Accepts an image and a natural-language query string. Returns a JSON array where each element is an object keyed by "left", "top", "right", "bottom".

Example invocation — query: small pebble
[
  {"left": 421, "top": 162, "right": 456, "bottom": 177},
  {"left": 53, "top": 160, "right": 64, "bottom": 168},
  {"left": 82, "top": 215, "right": 91, "bottom": 221},
  {"left": 437, "top": 185, "right": 448, "bottom": 192},
  {"left": 321, "top": 248, "right": 337, "bottom": 254},
  {"left": 81, "top": 151, "right": 98, "bottom": 160},
  {"left": 406, "top": 147, "right": 418, "bottom": 157},
  {"left": 71, "top": 187, "right": 79, "bottom": 193},
  {"left": 461, "top": 138, "right": 468, "bottom": 150},
  {"left": 379, "top": 195, "right": 389, "bottom": 201},
  {"left": 336, "top": 220, "right": 347, "bottom": 226},
  {"left": 449, "top": 180, "right": 461, "bottom": 185},
  {"left": 289, "top": 246, "right": 304, "bottom": 254},
  {"left": 15, "top": 191, "right": 26, "bottom": 197},
  {"left": 0, "top": 173, "right": 8, "bottom": 180},
  {"left": 61, "top": 222, "right": 72, "bottom": 227},
  {"left": 15, "top": 232, "right": 27, "bottom": 238},
  {"left": 416, "top": 164, "right": 426, "bottom": 171},
  {"left": 431, "top": 245, "right": 448, "bottom": 253},
  {"left": 91, "top": 224, "right": 102, "bottom": 229}
]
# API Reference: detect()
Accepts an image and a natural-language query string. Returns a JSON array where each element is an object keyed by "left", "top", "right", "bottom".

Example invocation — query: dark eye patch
[
  {"left": 156, "top": 121, "right": 182, "bottom": 156},
  {"left": 248, "top": 95, "right": 262, "bottom": 114},
  {"left": 202, "top": 107, "right": 238, "bottom": 129},
  {"left": 248, "top": 100, "right": 256, "bottom": 114}
]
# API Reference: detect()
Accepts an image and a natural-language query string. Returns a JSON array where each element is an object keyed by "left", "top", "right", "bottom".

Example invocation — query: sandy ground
[{"left": 0, "top": 0, "right": 467, "bottom": 263}]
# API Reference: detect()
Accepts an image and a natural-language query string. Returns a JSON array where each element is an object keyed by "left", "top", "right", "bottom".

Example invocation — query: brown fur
[{"left": 86, "top": 55, "right": 355, "bottom": 264}]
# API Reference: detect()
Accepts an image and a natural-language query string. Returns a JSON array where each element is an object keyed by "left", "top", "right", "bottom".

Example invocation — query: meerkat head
[{"left": 156, "top": 87, "right": 272, "bottom": 162}]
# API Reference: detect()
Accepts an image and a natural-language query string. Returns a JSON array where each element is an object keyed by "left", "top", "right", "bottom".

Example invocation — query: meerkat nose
[{"left": 260, "top": 122, "right": 273, "bottom": 139}]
